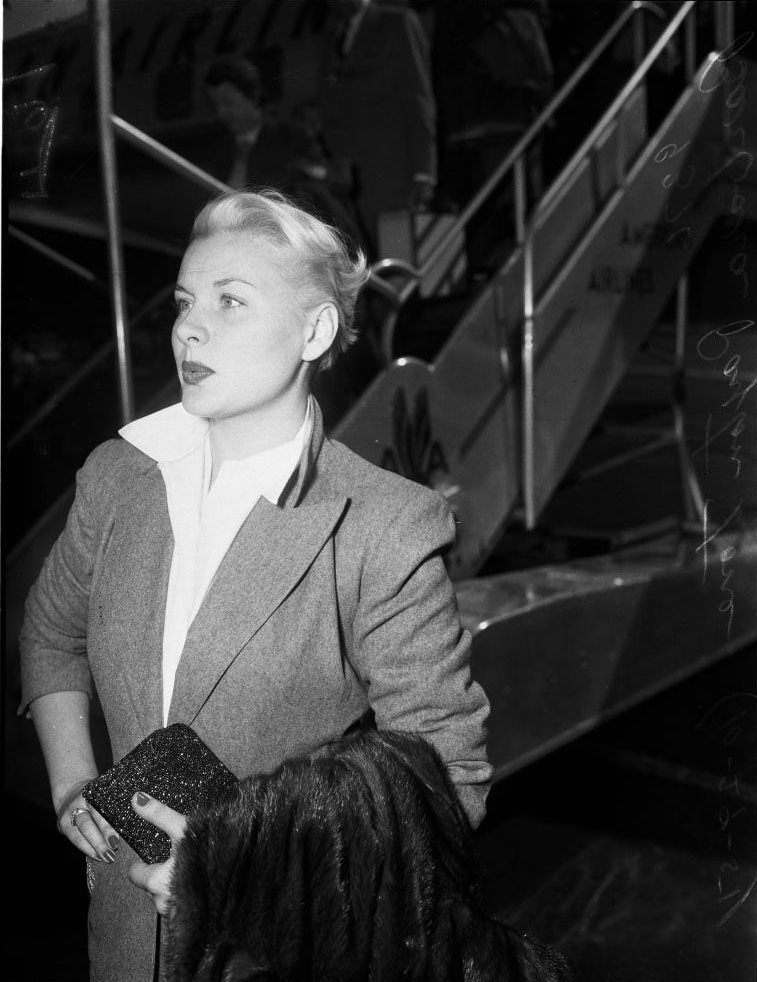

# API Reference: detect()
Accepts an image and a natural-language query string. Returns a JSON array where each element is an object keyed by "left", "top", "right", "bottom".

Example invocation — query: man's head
[{"left": 204, "top": 57, "right": 264, "bottom": 136}]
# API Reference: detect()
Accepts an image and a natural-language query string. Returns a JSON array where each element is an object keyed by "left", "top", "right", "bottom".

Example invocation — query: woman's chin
[{"left": 180, "top": 387, "right": 214, "bottom": 416}]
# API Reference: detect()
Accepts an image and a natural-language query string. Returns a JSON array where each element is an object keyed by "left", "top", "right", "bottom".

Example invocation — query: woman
[{"left": 19, "top": 190, "right": 491, "bottom": 982}]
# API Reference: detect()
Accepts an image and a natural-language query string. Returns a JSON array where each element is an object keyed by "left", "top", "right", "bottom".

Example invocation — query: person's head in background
[{"left": 204, "top": 57, "right": 264, "bottom": 138}]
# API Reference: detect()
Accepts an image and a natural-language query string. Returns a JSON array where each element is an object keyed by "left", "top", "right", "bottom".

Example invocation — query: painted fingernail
[
  {"left": 103, "top": 850, "right": 116, "bottom": 864},
  {"left": 135, "top": 792, "right": 150, "bottom": 807},
  {"left": 108, "top": 835, "right": 120, "bottom": 849}
]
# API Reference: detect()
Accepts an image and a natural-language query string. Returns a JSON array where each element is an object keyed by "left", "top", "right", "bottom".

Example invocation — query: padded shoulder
[
  {"left": 324, "top": 436, "right": 449, "bottom": 516},
  {"left": 77, "top": 437, "right": 158, "bottom": 503}
]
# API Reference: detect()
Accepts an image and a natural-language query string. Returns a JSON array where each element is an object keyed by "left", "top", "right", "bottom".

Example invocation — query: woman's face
[{"left": 172, "top": 231, "right": 314, "bottom": 426}]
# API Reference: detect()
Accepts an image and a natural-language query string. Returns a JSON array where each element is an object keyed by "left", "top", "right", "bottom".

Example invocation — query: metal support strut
[
  {"left": 92, "top": 0, "right": 134, "bottom": 425},
  {"left": 673, "top": 273, "right": 705, "bottom": 523}
]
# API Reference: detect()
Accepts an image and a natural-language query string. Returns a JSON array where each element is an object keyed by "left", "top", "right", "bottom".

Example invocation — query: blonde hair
[{"left": 190, "top": 190, "right": 369, "bottom": 370}]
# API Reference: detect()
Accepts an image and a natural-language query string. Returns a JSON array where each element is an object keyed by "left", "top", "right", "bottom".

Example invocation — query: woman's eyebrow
[
  {"left": 174, "top": 283, "right": 193, "bottom": 295},
  {"left": 213, "top": 277, "right": 256, "bottom": 289}
]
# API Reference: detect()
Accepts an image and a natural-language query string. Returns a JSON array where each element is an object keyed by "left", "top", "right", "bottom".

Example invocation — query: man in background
[{"left": 319, "top": 0, "right": 437, "bottom": 253}]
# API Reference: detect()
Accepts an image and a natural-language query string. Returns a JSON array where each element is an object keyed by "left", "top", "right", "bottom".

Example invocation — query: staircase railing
[{"left": 522, "top": 0, "right": 699, "bottom": 527}]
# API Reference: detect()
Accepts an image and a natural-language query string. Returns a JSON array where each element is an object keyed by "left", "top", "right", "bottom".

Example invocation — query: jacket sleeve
[
  {"left": 18, "top": 445, "right": 110, "bottom": 714},
  {"left": 350, "top": 489, "right": 491, "bottom": 827}
]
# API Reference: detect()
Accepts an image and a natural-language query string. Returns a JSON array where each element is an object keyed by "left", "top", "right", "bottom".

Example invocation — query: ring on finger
[{"left": 71, "top": 807, "right": 90, "bottom": 829}]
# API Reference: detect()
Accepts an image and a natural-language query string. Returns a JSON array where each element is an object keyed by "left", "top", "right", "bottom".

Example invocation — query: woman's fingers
[
  {"left": 69, "top": 807, "right": 107, "bottom": 860},
  {"left": 90, "top": 808, "right": 121, "bottom": 856},
  {"left": 131, "top": 792, "right": 187, "bottom": 841},
  {"left": 127, "top": 793, "right": 188, "bottom": 915},
  {"left": 55, "top": 780, "right": 120, "bottom": 860},
  {"left": 58, "top": 794, "right": 118, "bottom": 864}
]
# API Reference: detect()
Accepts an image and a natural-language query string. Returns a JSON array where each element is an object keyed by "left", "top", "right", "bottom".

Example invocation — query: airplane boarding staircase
[
  {"left": 336, "top": 6, "right": 755, "bottom": 574},
  {"left": 5, "top": 1, "right": 757, "bottom": 802},
  {"left": 330, "top": 5, "right": 757, "bottom": 776}
]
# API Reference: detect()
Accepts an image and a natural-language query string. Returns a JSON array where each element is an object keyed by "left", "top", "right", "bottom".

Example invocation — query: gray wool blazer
[{"left": 20, "top": 400, "right": 491, "bottom": 982}]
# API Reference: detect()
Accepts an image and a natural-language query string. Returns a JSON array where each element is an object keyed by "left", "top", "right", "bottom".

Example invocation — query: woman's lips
[{"left": 181, "top": 360, "right": 214, "bottom": 385}]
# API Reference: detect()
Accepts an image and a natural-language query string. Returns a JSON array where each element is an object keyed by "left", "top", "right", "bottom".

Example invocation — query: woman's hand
[
  {"left": 55, "top": 780, "right": 120, "bottom": 864},
  {"left": 127, "top": 793, "right": 187, "bottom": 916}
]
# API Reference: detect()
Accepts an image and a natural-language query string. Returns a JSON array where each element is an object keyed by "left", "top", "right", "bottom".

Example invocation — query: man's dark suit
[{"left": 320, "top": 3, "right": 437, "bottom": 244}]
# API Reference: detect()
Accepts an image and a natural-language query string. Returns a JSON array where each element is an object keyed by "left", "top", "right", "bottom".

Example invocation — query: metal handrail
[
  {"left": 8, "top": 225, "right": 100, "bottom": 285},
  {"left": 535, "top": 1, "right": 697, "bottom": 218},
  {"left": 373, "top": 0, "right": 667, "bottom": 314},
  {"left": 8, "top": 202, "right": 184, "bottom": 256},
  {"left": 372, "top": 257, "right": 422, "bottom": 279},
  {"left": 112, "top": 115, "right": 231, "bottom": 197},
  {"left": 521, "top": 0, "right": 699, "bottom": 529}
]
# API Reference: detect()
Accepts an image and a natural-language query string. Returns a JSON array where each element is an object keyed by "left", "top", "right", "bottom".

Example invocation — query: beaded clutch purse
[{"left": 82, "top": 723, "right": 238, "bottom": 863}]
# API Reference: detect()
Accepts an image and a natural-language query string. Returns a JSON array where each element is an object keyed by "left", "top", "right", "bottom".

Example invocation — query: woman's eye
[
  {"left": 220, "top": 294, "right": 242, "bottom": 308},
  {"left": 174, "top": 297, "right": 190, "bottom": 313}
]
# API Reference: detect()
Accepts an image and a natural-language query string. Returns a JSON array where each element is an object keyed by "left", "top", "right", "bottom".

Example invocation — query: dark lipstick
[{"left": 181, "top": 360, "right": 214, "bottom": 384}]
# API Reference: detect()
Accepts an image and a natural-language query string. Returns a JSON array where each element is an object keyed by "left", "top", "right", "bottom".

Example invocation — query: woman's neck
[{"left": 208, "top": 393, "right": 310, "bottom": 473}]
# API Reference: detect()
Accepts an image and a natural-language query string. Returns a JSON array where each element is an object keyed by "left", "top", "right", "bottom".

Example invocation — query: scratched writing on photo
[
  {"left": 695, "top": 688, "right": 757, "bottom": 932},
  {"left": 696, "top": 34, "right": 754, "bottom": 643},
  {"left": 3, "top": 64, "right": 59, "bottom": 199},
  {"left": 651, "top": 30, "right": 757, "bottom": 644},
  {"left": 683, "top": 29, "right": 757, "bottom": 939}
]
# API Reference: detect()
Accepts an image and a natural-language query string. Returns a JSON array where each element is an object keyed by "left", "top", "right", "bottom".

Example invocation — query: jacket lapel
[{"left": 167, "top": 492, "right": 347, "bottom": 725}]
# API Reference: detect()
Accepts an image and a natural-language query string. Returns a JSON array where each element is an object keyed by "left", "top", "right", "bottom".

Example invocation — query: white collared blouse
[{"left": 119, "top": 400, "right": 312, "bottom": 722}]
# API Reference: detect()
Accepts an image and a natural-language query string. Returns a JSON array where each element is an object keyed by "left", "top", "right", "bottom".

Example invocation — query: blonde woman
[{"left": 20, "top": 190, "right": 491, "bottom": 982}]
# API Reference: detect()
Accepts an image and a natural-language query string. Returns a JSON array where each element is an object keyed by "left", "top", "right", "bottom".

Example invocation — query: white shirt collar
[
  {"left": 119, "top": 400, "right": 312, "bottom": 505},
  {"left": 119, "top": 402, "right": 207, "bottom": 463},
  {"left": 209, "top": 419, "right": 306, "bottom": 505}
]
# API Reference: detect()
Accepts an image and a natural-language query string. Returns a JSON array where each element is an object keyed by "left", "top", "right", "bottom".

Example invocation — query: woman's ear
[{"left": 302, "top": 302, "right": 339, "bottom": 364}]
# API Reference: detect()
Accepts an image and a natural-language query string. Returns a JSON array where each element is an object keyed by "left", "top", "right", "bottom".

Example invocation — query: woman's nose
[{"left": 175, "top": 311, "right": 209, "bottom": 345}]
